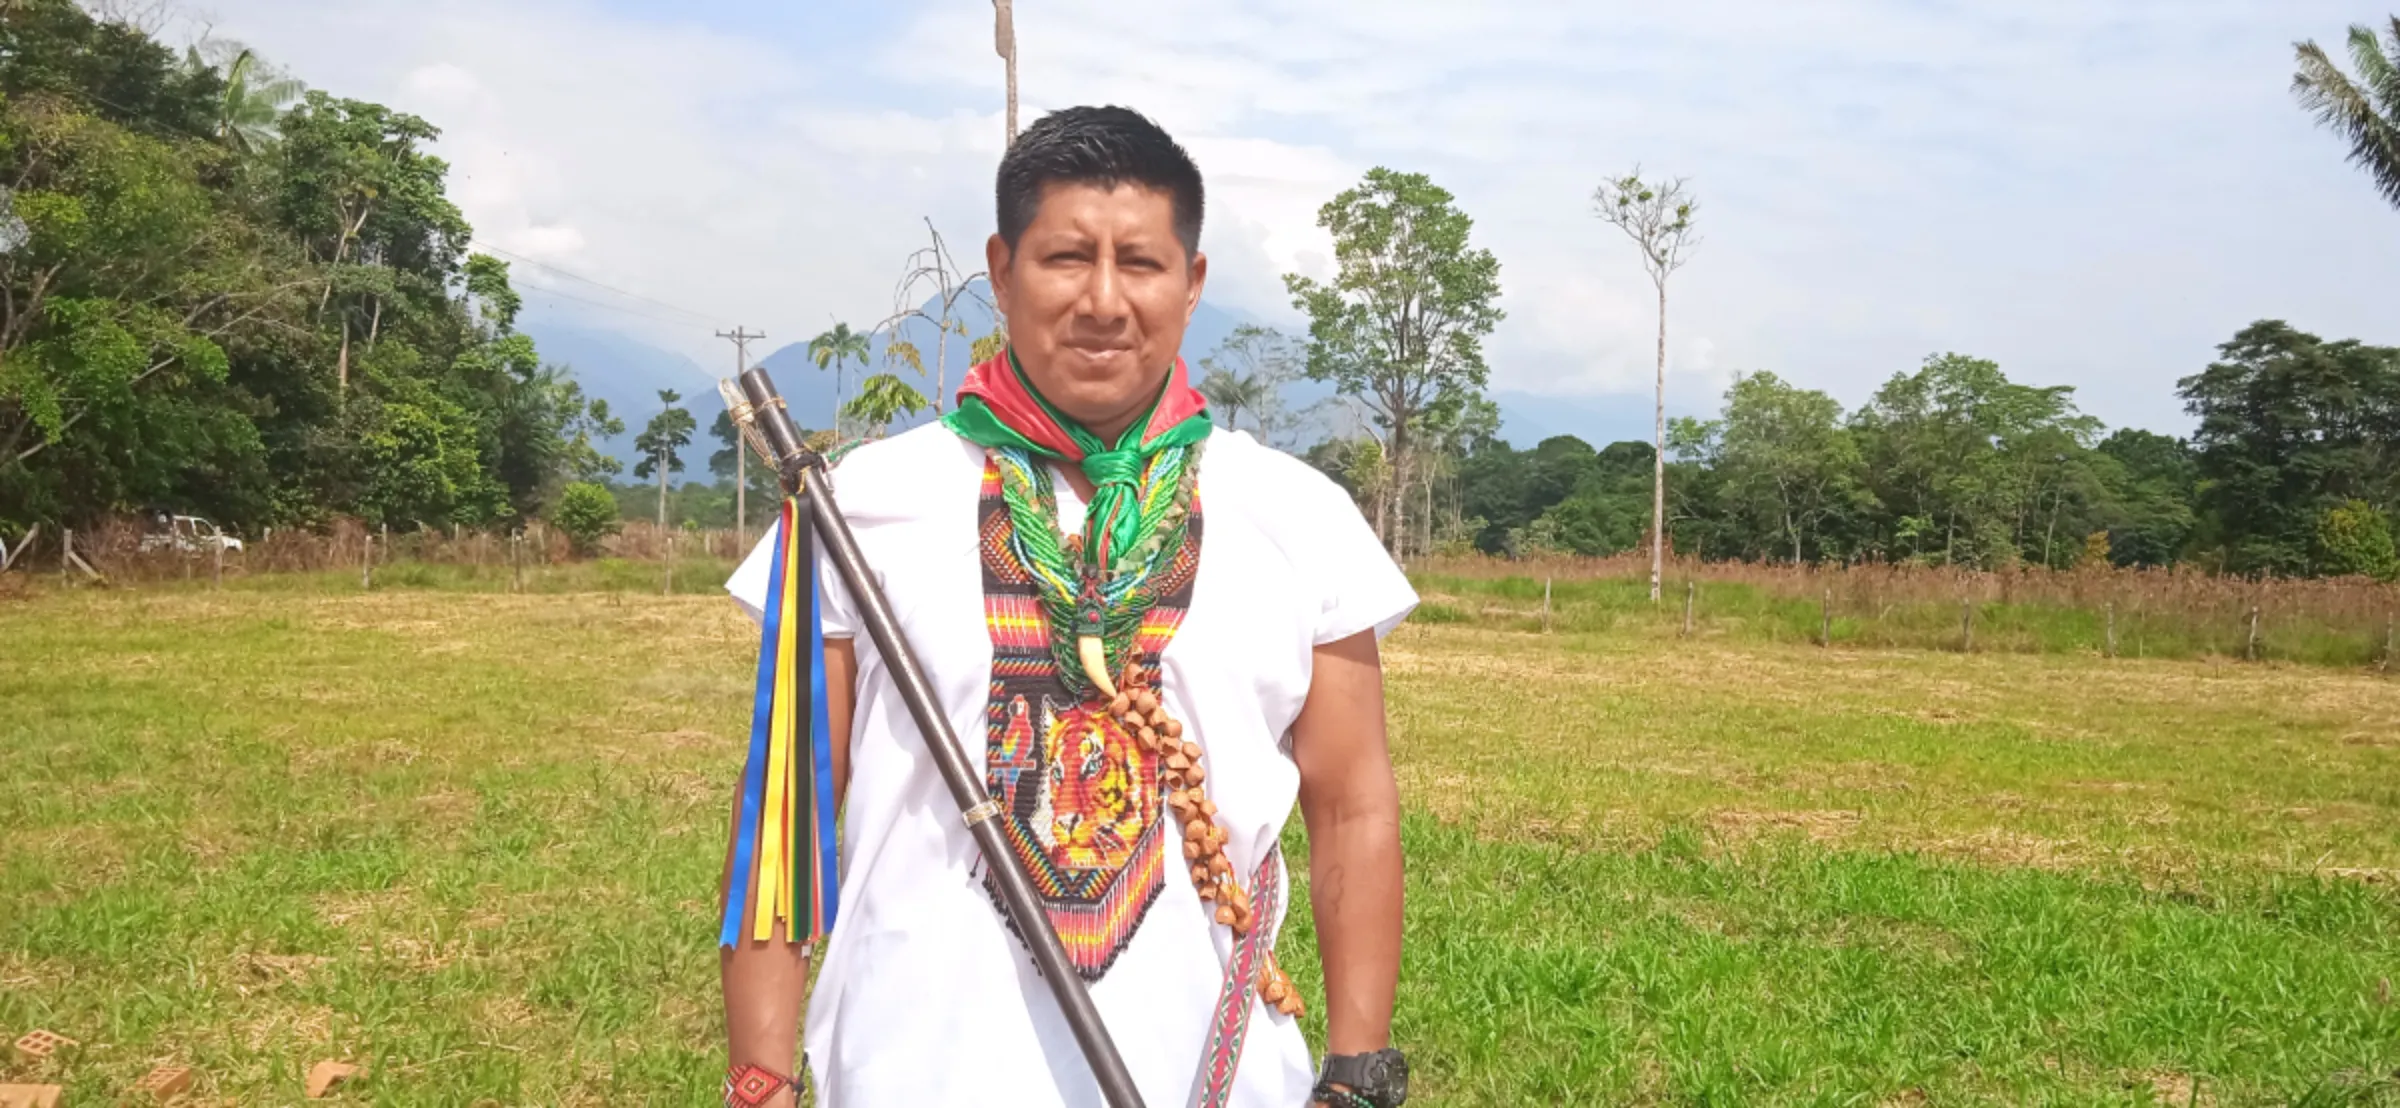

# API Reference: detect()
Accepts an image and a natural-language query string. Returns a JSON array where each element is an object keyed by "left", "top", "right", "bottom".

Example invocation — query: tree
[
  {"left": 2093, "top": 429, "right": 2196, "bottom": 567},
  {"left": 0, "top": 0, "right": 607, "bottom": 536},
  {"left": 1700, "top": 372, "right": 1871, "bottom": 562},
  {"left": 1849, "top": 353, "right": 2100, "bottom": 568},
  {"left": 844, "top": 373, "right": 930, "bottom": 438},
  {"left": 1592, "top": 168, "right": 1701, "bottom": 601},
  {"left": 1285, "top": 168, "right": 1503, "bottom": 556},
  {"left": 808, "top": 321, "right": 871, "bottom": 432},
  {"left": 877, "top": 219, "right": 986, "bottom": 418},
  {"left": 633, "top": 389, "right": 694, "bottom": 530},
  {"left": 993, "top": 0, "right": 1018, "bottom": 146},
  {"left": 552, "top": 480, "right": 619, "bottom": 556},
  {"left": 1197, "top": 324, "right": 1305, "bottom": 445},
  {"left": 2293, "top": 18, "right": 2400, "bottom": 210},
  {"left": 184, "top": 41, "right": 304, "bottom": 155},
  {"left": 2316, "top": 499, "right": 2400, "bottom": 579},
  {"left": 2178, "top": 321, "right": 2400, "bottom": 575}
]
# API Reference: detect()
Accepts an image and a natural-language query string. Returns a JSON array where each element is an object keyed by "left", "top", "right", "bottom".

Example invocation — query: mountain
[{"left": 518, "top": 305, "right": 718, "bottom": 474}]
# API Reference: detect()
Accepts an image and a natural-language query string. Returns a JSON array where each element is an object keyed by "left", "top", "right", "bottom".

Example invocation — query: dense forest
[
  {"left": 6, "top": 2, "right": 2395, "bottom": 584},
  {"left": 0, "top": 0, "right": 618, "bottom": 534},
  {"left": 1357, "top": 325, "right": 2397, "bottom": 579}
]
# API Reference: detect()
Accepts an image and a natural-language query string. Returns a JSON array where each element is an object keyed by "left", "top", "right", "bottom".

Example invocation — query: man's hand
[{"left": 1291, "top": 630, "right": 1404, "bottom": 1062}]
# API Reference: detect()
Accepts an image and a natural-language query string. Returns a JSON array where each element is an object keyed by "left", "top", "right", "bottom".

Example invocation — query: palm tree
[
  {"left": 843, "top": 374, "right": 930, "bottom": 439},
  {"left": 2294, "top": 18, "right": 2400, "bottom": 210},
  {"left": 186, "top": 41, "right": 306, "bottom": 154},
  {"left": 808, "top": 322, "right": 872, "bottom": 434},
  {"left": 1197, "top": 368, "right": 1270, "bottom": 434}
]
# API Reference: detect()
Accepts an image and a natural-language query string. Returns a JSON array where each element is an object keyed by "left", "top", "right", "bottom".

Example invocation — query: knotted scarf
[{"left": 944, "top": 349, "right": 1212, "bottom": 600}]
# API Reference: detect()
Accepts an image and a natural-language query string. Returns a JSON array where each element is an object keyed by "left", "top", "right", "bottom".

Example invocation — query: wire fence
[
  {"left": 8, "top": 521, "right": 2395, "bottom": 669},
  {"left": 1413, "top": 554, "right": 2400, "bottom": 669},
  {"left": 0, "top": 517, "right": 754, "bottom": 595}
]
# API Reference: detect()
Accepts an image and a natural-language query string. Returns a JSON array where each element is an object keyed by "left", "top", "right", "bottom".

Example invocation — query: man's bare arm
[
  {"left": 719, "top": 636, "right": 856, "bottom": 1108},
  {"left": 1292, "top": 629, "right": 1404, "bottom": 1069}
]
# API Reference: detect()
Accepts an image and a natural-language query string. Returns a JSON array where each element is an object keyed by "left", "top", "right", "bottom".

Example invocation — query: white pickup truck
[{"left": 139, "top": 513, "right": 244, "bottom": 554}]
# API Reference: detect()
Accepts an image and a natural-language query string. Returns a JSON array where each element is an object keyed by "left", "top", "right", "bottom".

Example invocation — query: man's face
[{"left": 988, "top": 182, "right": 1206, "bottom": 437}]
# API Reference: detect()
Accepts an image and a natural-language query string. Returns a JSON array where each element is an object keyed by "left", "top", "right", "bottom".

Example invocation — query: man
[{"left": 722, "top": 105, "right": 1413, "bottom": 1108}]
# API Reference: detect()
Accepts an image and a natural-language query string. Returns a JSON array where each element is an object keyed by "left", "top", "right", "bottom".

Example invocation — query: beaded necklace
[{"left": 986, "top": 440, "right": 1199, "bottom": 696}]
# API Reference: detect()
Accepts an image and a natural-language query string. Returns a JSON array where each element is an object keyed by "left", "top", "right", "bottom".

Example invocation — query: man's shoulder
[
  {"left": 1198, "top": 428, "right": 1355, "bottom": 523},
  {"left": 825, "top": 423, "right": 981, "bottom": 522}
]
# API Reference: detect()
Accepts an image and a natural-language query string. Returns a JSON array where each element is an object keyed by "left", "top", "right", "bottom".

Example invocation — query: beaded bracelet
[
  {"left": 1312, "top": 1085, "right": 1378, "bottom": 1108},
  {"left": 724, "top": 1063, "right": 792, "bottom": 1108}
]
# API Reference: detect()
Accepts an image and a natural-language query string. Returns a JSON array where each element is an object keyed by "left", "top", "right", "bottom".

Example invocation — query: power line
[
  {"left": 515, "top": 282, "right": 718, "bottom": 331},
  {"left": 469, "top": 240, "right": 719, "bottom": 325}
]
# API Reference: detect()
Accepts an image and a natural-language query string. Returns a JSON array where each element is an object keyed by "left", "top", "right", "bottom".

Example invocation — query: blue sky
[{"left": 181, "top": 0, "right": 2400, "bottom": 437}]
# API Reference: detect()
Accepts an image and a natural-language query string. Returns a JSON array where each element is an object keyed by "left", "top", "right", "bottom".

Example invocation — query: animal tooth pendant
[{"left": 1079, "top": 635, "right": 1118, "bottom": 698}]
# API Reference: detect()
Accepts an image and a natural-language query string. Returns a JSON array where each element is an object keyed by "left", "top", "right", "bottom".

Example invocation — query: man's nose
[{"left": 1079, "top": 252, "right": 1130, "bottom": 323}]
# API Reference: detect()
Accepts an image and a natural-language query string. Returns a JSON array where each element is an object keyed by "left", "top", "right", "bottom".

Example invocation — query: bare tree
[
  {"left": 1593, "top": 168, "right": 1701, "bottom": 603},
  {"left": 993, "top": 0, "right": 1019, "bottom": 146},
  {"left": 876, "top": 219, "right": 989, "bottom": 414}
]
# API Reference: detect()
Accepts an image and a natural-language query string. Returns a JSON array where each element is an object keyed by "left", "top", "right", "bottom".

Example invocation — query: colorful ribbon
[{"left": 719, "top": 494, "right": 840, "bottom": 948}]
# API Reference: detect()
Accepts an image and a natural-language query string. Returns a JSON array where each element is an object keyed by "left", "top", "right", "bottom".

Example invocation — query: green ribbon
[{"left": 943, "top": 352, "right": 1213, "bottom": 583}]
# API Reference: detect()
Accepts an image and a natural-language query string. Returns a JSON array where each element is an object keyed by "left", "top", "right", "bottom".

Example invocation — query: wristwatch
[{"left": 1313, "top": 1048, "right": 1408, "bottom": 1107}]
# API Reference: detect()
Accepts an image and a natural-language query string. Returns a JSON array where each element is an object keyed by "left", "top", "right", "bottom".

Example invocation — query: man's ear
[
  {"left": 1186, "top": 250, "right": 1208, "bottom": 324},
  {"left": 985, "top": 234, "right": 1013, "bottom": 315}
]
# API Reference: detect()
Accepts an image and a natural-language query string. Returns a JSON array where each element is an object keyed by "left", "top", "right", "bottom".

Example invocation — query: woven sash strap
[{"left": 1189, "top": 847, "right": 1285, "bottom": 1108}]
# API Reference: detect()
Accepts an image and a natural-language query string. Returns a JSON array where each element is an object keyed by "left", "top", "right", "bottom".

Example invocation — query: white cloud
[{"left": 176, "top": 0, "right": 2400, "bottom": 433}]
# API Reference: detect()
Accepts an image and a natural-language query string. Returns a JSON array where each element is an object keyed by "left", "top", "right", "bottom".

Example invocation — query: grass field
[{"left": 4, "top": 579, "right": 2399, "bottom": 1105}]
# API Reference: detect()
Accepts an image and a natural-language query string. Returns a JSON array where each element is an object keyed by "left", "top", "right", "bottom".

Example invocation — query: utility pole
[{"left": 717, "top": 327, "right": 766, "bottom": 548}]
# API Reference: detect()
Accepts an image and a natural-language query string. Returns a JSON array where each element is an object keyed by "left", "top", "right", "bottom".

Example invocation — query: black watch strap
[{"left": 1316, "top": 1049, "right": 1406, "bottom": 1107}]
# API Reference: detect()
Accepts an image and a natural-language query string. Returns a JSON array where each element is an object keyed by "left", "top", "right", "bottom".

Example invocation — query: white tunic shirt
[{"left": 727, "top": 423, "right": 1415, "bottom": 1108}]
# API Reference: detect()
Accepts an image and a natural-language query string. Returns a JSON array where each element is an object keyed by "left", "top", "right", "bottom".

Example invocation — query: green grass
[{"left": 3, "top": 589, "right": 2398, "bottom": 1104}]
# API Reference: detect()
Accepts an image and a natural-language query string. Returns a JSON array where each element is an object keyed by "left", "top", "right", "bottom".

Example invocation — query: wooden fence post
[
  {"left": 2384, "top": 614, "right": 2394, "bottom": 674},
  {"left": 1541, "top": 577, "right": 1551, "bottom": 634},
  {"left": 1682, "top": 580, "right": 1695, "bottom": 638},
  {"left": 510, "top": 534, "right": 523, "bottom": 594},
  {"left": 361, "top": 533, "right": 373, "bottom": 590},
  {"left": 61, "top": 528, "right": 72, "bottom": 579},
  {"left": 2104, "top": 601, "right": 2116, "bottom": 659},
  {"left": 2245, "top": 605, "right": 2260, "bottom": 662},
  {"left": 212, "top": 541, "right": 223, "bottom": 590},
  {"left": 1960, "top": 598, "right": 1974, "bottom": 653},
  {"left": 1820, "top": 588, "right": 1832, "bottom": 647},
  {"left": 665, "top": 530, "right": 676, "bottom": 596}
]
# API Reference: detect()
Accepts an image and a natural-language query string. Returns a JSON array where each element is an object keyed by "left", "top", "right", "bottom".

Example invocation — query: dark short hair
[{"left": 995, "top": 105, "right": 1204, "bottom": 259}]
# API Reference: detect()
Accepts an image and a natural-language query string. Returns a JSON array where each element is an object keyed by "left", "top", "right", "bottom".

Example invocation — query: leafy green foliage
[
  {"left": 552, "top": 480, "right": 620, "bottom": 556},
  {"left": 807, "top": 321, "right": 871, "bottom": 429},
  {"left": 633, "top": 390, "right": 694, "bottom": 481},
  {"left": 843, "top": 373, "right": 930, "bottom": 437},
  {"left": 1285, "top": 168, "right": 1503, "bottom": 548},
  {"left": 2314, "top": 499, "right": 2399, "bottom": 579},
  {"left": 0, "top": 0, "right": 611, "bottom": 536},
  {"left": 2292, "top": 18, "right": 2400, "bottom": 209},
  {"left": 2178, "top": 321, "right": 2400, "bottom": 575}
]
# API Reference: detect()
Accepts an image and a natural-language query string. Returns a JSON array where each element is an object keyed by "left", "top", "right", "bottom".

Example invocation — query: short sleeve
[
  {"left": 723, "top": 517, "right": 860, "bottom": 638},
  {"left": 1307, "top": 483, "right": 1418, "bottom": 644}
]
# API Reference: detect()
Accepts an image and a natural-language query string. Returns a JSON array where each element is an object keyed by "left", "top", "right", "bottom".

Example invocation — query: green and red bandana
[{"left": 944, "top": 349, "right": 1212, "bottom": 577}]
